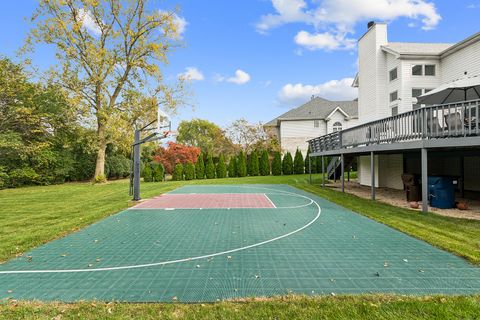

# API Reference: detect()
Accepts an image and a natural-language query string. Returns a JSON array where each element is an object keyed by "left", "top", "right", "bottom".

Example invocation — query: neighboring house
[
  {"left": 264, "top": 97, "right": 358, "bottom": 155},
  {"left": 309, "top": 22, "right": 480, "bottom": 212}
]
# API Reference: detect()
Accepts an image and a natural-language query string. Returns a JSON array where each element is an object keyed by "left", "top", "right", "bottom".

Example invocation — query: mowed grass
[
  {"left": 1, "top": 175, "right": 480, "bottom": 318},
  {"left": 1, "top": 295, "right": 480, "bottom": 319}
]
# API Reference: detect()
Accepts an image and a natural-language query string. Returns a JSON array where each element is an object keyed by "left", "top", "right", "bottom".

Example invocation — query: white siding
[
  {"left": 378, "top": 154, "right": 404, "bottom": 189},
  {"left": 441, "top": 39, "right": 480, "bottom": 81},
  {"left": 280, "top": 120, "right": 327, "bottom": 155},
  {"left": 386, "top": 54, "right": 401, "bottom": 115},
  {"left": 399, "top": 59, "right": 443, "bottom": 113},
  {"left": 358, "top": 155, "right": 379, "bottom": 187},
  {"left": 358, "top": 23, "right": 389, "bottom": 124}
]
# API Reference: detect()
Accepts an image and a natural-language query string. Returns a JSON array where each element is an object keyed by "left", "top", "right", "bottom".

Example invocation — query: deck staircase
[{"left": 326, "top": 156, "right": 354, "bottom": 180}]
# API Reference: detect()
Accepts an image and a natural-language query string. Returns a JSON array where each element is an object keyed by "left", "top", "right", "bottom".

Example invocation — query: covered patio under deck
[{"left": 308, "top": 99, "right": 480, "bottom": 212}]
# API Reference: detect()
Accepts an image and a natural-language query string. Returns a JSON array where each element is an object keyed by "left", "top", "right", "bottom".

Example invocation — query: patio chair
[
  {"left": 427, "top": 116, "right": 444, "bottom": 136},
  {"left": 444, "top": 112, "right": 463, "bottom": 134}
]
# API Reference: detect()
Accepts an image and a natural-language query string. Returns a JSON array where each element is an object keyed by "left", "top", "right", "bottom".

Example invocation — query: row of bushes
[{"left": 167, "top": 148, "right": 317, "bottom": 181}]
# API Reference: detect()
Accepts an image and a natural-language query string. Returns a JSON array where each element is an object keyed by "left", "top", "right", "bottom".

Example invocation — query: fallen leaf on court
[
  {"left": 96, "top": 258, "right": 101, "bottom": 262},
  {"left": 384, "top": 261, "right": 389, "bottom": 267},
  {"left": 172, "top": 296, "right": 178, "bottom": 301},
  {"left": 403, "top": 259, "right": 408, "bottom": 262},
  {"left": 94, "top": 239, "right": 98, "bottom": 243},
  {"left": 419, "top": 269, "right": 425, "bottom": 273},
  {"left": 60, "top": 254, "right": 67, "bottom": 257},
  {"left": 227, "top": 256, "right": 232, "bottom": 260},
  {"left": 330, "top": 279, "right": 335, "bottom": 282},
  {"left": 7, "top": 290, "right": 13, "bottom": 293},
  {"left": 88, "top": 264, "right": 93, "bottom": 267},
  {"left": 374, "top": 272, "right": 380, "bottom": 277},
  {"left": 255, "top": 275, "right": 260, "bottom": 279},
  {"left": 196, "top": 265, "right": 200, "bottom": 268}
]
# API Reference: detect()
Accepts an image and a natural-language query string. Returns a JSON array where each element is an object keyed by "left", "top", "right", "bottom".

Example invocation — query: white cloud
[
  {"left": 294, "top": 30, "right": 355, "bottom": 51},
  {"left": 278, "top": 78, "right": 357, "bottom": 105},
  {"left": 257, "top": 0, "right": 441, "bottom": 51},
  {"left": 78, "top": 8, "right": 102, "bottom": 36},
  {"left": 216, "top": 69, "right": 251, "bottom": 85},
  {"left": 467, "top": 3, "right": 480, "bottom": 9},
  {"left": 178, "top": 67, "right": 204, "bottom": 81},
  {"left": 159, "top": 10, "right": 187, "bottom": 39}
]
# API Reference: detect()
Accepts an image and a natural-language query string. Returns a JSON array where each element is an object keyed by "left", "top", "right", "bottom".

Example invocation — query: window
[
  {"left": 332, "top": 122, "right": 342, "bottom": 132},
  {"left": 313, "top": 120, "right": 319, "bottom": 128},
  {"left": 425, "top": 65, "right": 436, "bottom": 76},
  {"left": 412, "top": 65, "right": 423, "bottom": 75},
  {"left": 391, "top": 106, "right": 398, "bottom": 116},
  {"left": 389, "top": 67, "right": 398, "bottom": 81},
  {"left": 390, "top": 91, "right": 398, "bottom": 102},
  {"left": 412, "top": 88, "right": 423, "bottom": 98}
]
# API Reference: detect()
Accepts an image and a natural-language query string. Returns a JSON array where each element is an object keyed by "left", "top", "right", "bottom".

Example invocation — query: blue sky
[{"left": 1, "top": 0, "right": 479, "bottom": 129}]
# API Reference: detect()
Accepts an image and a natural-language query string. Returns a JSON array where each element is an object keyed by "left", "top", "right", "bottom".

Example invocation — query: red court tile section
[{"left": 133, "top": 193, "right": 275, "bottom": 209}]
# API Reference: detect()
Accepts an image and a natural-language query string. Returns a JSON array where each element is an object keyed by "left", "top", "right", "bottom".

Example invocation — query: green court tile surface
[{"left": 0, "top": 184, "right": 479, "bottom": 302}]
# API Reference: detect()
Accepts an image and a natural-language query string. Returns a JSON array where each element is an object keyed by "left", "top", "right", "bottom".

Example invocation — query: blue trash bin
[{"left": 428, "top": 176, "right": 455, "bottom": 209}]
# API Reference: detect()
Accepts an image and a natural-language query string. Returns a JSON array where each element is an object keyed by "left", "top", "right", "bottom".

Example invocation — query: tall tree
[
  {"left": 237, "top": 151, "right": 247, "bottom": 177},
  {"left": 250, "top": 151, "right": 259, "bottom": 176},
  {"left": 176, "top": 118, "right": 236, "bottom": 156},
  {"left": 205, "top": 155, "right": 215, "bottom": 179},
  {"left": 293, "top": 149, "right": 305, "bottom": 174},
  {"left": 282, "top": 152, "right": 293, "bottom": 175},
  {"left": 226, "top": 119, "right": 267, "bottom": 153},
  {"left": 259, "top": 150, "right": 270, "bottom": 176},
  {"left": 26, "top": 0, "right": 186, "bottom": 180},
  {"left": 227, "top": 157, "right": 237, "bottom": 178},
  {"left": 271, "top": 152, "right": 282, "bottom": 176},
  {"left": 216, "top": 154, "right": 227, "bottom": 178},
  {"left": 195, "top": 153, "right": 205, "bottom": 179}
]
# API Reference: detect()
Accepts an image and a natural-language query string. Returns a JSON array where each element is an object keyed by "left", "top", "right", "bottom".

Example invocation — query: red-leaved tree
[{"left": 153, "top": 142, "right": 201, "bottom": 174}]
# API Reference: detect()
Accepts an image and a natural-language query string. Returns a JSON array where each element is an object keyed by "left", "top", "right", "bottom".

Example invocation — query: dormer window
[{"left": 332, "top": 122, "right": 342, "bottom": 132}]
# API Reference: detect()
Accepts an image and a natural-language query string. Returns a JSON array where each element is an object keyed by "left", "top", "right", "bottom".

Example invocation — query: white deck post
[
  {"left": 371, "top": 151, "right": 375, "bottom": 200},
  {"left": 341, "top": 154, "right": 345, "bottom": 193}
]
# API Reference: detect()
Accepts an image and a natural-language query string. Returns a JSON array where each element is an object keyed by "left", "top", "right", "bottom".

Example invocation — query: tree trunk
[{"left": 94, "top": 120, "right": 107, "bottom": 180}]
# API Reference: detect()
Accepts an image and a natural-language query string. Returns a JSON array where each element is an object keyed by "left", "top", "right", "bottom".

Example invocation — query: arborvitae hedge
[
  {"left": 271, "top": 152, "right": 282, "bottom": 176},
  {"left": 282, "top": 152, "right": 293, "bottom": 175},
  {"left": 205, "top": 155, "right": 215, "bottom": 179},
  {"left": 250, "top": 151, "right": 259, "bottom": 176},
  {"left": 184, "top": 162, "right": 195, "bottom": 180},
  {"left": 172, "top": 163, "right": 184, "bottom": 181},
  {"left": 259, "top": 150, "right": 270, "bottom": 176},
  {"left": 227, "top": 157, "right": 237, "bottom": 177},
  {"left": 237, "top": 151, "right": 247, "bottom": 177},
  {"left": 195, "top": 153, "right": 205, "bottom": 179},
  {"left": 153, "top": 163, "right": 164, "bottom": 181},
  {"left": 293, "top": 149, "right": 304, "bottom": 174},
  {"left": 143, "top": 164, "right": 153, "bottom": 182},
  {"left": 216, "top": 154, "right": 227, "bottom": 178}
]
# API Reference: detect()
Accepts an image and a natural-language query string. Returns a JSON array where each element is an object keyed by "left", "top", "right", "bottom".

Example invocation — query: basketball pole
[
  {"left": 130, "top": 120, "right": 172, "bottom": 201},
  {"left": 133, "top": 129, "right": 141, "bottom": 201}
]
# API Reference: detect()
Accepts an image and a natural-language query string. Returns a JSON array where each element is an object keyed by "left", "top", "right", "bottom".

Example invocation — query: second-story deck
[{"left": 309, "top": 100, "right": 480, "bottom": 156}]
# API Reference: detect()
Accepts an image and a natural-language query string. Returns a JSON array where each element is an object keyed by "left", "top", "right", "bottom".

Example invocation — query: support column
[
  {"left": 133, "top": 129, "right": 141, "bottom": 201},
  {"left": 421, "top": 148, "right": 428, "bottom": 213},
  {"left": 341, "top": 154, "right": 345, "bottom": 193},
  {"left": 460, "top": 155, "right": 465, "bottom": 198},
  {"left": 309, "top": 155, "right": 312, "bottom": 184},
  {"left": 321, "top": 156, "right": 325, "bottom": 189},
  {"left": 371, "top": 151, "right": 375, "bottom": 200}
]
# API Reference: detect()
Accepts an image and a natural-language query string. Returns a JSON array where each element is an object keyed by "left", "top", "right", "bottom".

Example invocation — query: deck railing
[{"left": 309, "top": 99, "right": 480, "bottom": 154}]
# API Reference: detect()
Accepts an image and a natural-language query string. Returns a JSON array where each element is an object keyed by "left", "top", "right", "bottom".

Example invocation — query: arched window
[{"left": 332, "top": 122, "right": 342, "bottom": 132}]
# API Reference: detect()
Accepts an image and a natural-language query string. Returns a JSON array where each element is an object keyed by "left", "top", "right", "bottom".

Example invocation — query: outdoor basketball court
[{"left": 0, "top": 184, "right": 479, "bottom": 302}]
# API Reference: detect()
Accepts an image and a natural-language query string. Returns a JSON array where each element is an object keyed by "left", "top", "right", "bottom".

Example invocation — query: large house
[
  {"left": 264, "top": 97, "right": 358, "bottom": 155},
  {"left": 309, "top": 22, "right": 480, "bottom": 212}
]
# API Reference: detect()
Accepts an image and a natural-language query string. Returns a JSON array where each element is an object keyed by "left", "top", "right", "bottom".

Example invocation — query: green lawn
[
  {"left": 1, "top": 175, "right": 480, "bottom": 318},
  {"left": 1, "top": 296, "right": 480, "bottom": 320}
]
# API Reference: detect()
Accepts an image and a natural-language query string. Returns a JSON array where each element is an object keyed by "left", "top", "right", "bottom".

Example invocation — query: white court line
[
  {"left": 0, "top": 186, "right": 321, "bottom": 274},
  {"left": 264, "top": 194, "right": 277, "bottom": 208}
]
